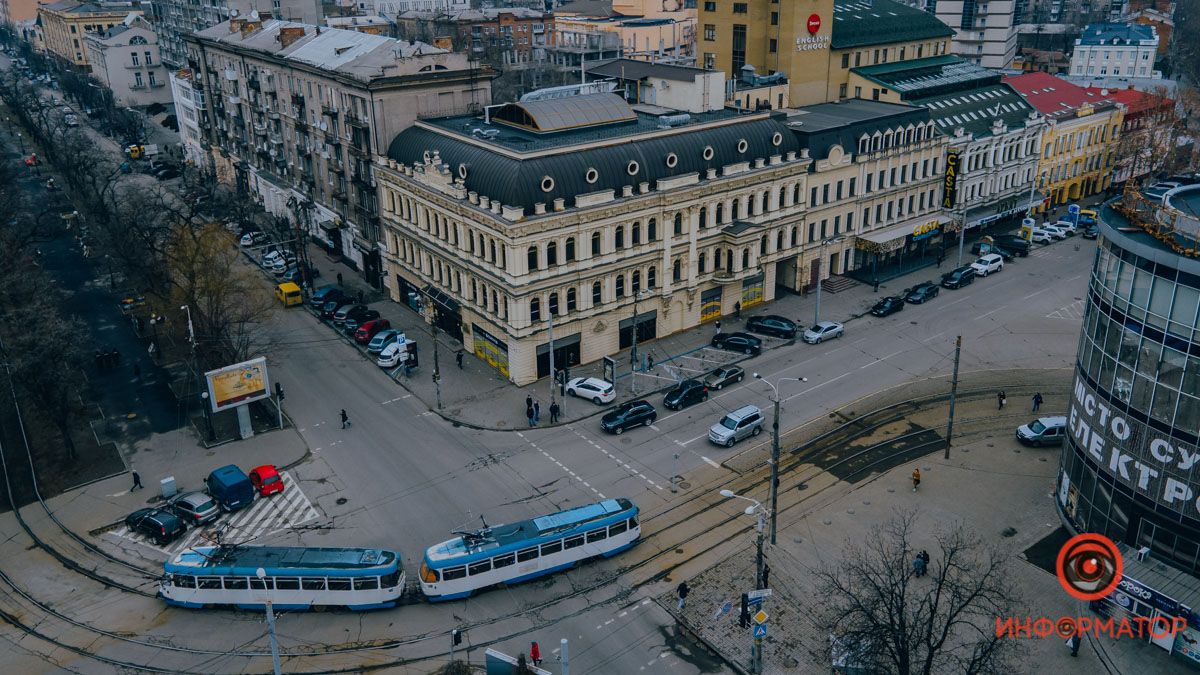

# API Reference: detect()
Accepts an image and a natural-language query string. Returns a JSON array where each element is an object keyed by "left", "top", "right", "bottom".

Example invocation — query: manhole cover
[
  {"left": 675, "top": 548, "right": 684, "bottom": 554},
  {"left": 796, "top": 483, "right": 809, "bottom": 491},
  {"left": 678, "top": 481, "right": 691, "bottom": 490},
  {"left": 336, "top": 497, "right": 348, "bottom": 505},
  {"left": 1001, "top": 527, "right": 1018, "bottom": 538}
]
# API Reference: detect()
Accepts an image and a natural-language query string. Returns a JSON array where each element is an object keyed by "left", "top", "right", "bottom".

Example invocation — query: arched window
[
  {"left": 699, "top": 252, "right": 707, "bottom": 273},
  {"left": 469, "top": 233, "right": 476, "bottom": 255},
  {"left": 793, "top": 184, "right": 801, "bottom": 203},
  {"left": 547, "top": 241, "right": 557, "bottom": 266},
  {"left": 673, "top": 213, "right": 683, "bottom": 235},
  {"left": 493, "top": 291, "right": 500, "bottom": 315},
  {"left": 616, "top": 275, "right": 626, "bottom": 297},
  {"left": 592, "top": 231, "right": 601, "bottom": 255},
  {"left": 715, "top": 247, "right": 723, "bottom": 269},
  {"left": 565, "top": 237, "right": 576, "bottom": 262},
  {"left": 549, "top": 292, "right": 559, "bottom": 316},
  {"left": 592, "top": 281, "right": 602, "bottom": 304},
  {"left": 726, "top": 249, "right": 734, "bottom": 271},
  {"left": 530, "top": 297, "right": 541, "bottom": 322},
  {"left": 471, "top": 280, "right": 478, "bottom": 303},
  {"left": 760, "top": 235, "right": 768, "bottom": 255},
  {"left": 647, "top": 266, "right": 657, "bottom": 289},
  {"left": 527, "top": 246, "right": 539, "bottom": 271},
  {"left": 567, "top": 288, "right": 577, "bottom": 312},
  {"left": 699, "top": 206, "right": 708, "bottom": 228},
  {"left": 732, "top": 199, "right": 740, "bottom": 221},
  {"left": 477, "top": 234, "right": 485, "bottom": 257},
  {"left": 632, "top": 222, "right": 641, "bottom": 245},
  {"left": 716, "top": 202, "right": 725, "bottom": 224},
  {"left": 760, "top": 192, "right": 768, "bottom": 213},
  {"left": 673, "top": 259, "right": 682, "bottom": 282},
  {"left": 648, "top": 218, "right": 657, "bottom": 241},
  {"left": 778, "top": 186, "right": 787, "bottom": 208},
  {"left": 742, "top": 248, "right": 751, "bottom": 268},
  {"left": 615, "top": 226, "right": 625, "bottom": 249},
  {"left": 776, "top": 230, "right": 784, "bottom": 250},
  {"left": 489, "top": 240, "right": 496, "bottom": 263},
  {"left": 632, "top": 271, "right": 641, "bottom": 293}
]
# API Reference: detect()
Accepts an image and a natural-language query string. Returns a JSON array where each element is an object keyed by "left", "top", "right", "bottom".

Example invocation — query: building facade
[
  {"left": 1070, "top": 22, "right": 1160, "bottom": 80},
  {"left": 396, "top": 8, "right": 554, "bottom": 66},
  {"left": 1084, "top": 85, "right": 1174, "bottom": 187},
  {"left": 324, "top": 15, "right": 391, "bottom": 36},
  {"left": 0, "top": 0, "right": 41, "bottom": 25},
  {"left": 697, "top": 0, "right": 953, "bottom": 107},
  {"left": 1058, "top": 188, "right": 1200, "bottom": 662},
  {"left": 148, "top": 0, "right": 321, "bottom": 68},
  {"left": 933, "top": 0, "right": 1021, "bottom": 68},
  {"left": 377, "top": 94, "right": 947, "bottom": 384},
  {"left": 38, "top": 1, "right": 143, "bottom": 70},
  {"left": 184, "top": 17, "right": 491, "bottom": 286},
  {"left": 84, "top": 15, "right": 173, "bottom": 107},
  {"left": 169, "top": 68, "right": 206, "bottom": 166},
  {"left": 1006, "top": 72, "right": 1124, "bottom": 208}
]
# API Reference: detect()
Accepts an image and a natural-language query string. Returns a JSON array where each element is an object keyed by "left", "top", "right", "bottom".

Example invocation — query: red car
[
  {"left": 248, "top": 465, "right": 285, "bottom": 497},
  {"left": 355, "top": 318, "right": 391, "bottom": 344}
]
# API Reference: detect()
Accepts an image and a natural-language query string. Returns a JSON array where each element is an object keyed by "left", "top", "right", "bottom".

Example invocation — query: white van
[
  {"left": 377, "top": 339, "right": 413, "bottom": 368},
  {"left": 1016, "top": 416, "right": 1067, "bottom": 446}
]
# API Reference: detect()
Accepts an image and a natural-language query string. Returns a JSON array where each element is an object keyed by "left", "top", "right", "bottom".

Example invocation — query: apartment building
[
  {"left": 169, "top": 68, "right": 206, "bottom": 165},
  {"left": 85, "top": 15, "right": 172, "bottom": 106},
  {"left": 184, "top": 17, "right": 491, "bottom": 287},
  {"left": 38, "top": 1, "right": 143, "bottom": 70},
  {"left": 147, "top": 0, "right": 320, "bottom": 68},
  {"left": 1005, "top": 72, "right": 1125, "bottom": 208},
  {"left": 1083, "top": 85, "right": 1173, "bottom": 186},
  {"left": 1070, "top": 22, "right": 1160, "bottom": 80},
  {"left": 0, "top": 0, "right": 41, "bottom": 25},
  {"left": 396, "top": 8, "right": 554, "bottom": 66},
  {"left": 933, "top": 0, "right": 1022, "bottom": 68},
  {"left": 376, "top": 93, "right": 947, "bottom": 384}
]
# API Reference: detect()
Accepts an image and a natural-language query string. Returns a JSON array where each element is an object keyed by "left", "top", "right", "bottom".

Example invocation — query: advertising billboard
[
  {"left": 205, "top": 357, "right": 270, "bottom": 413},
  {"left": 942, "top": 150, "right": 960, "bottom": 209},
  {"left": 1067, "top": 374, "right": 1200, "bottom": 520}
]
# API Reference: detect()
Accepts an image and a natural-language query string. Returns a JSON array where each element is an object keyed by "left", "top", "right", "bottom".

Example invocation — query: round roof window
[
  {"left": 458, "top": 163, "right": 468, "bottom": 179},
  {"left": 666, "top": 152, "right": 678, "bottom": 168},
  {"left": 627, "top": 160, "right": 640, "bottom": 176},
  {"left": 737, "top": 139, "right": 749, "bottom": 153},
  {"left": 702, "top": 145, "right": 714, "bottom": 161},
  {"left": 771, "top": 132, "right": 783, "bottom": 147},
  {"left": 540, "top": 175, "right": 555, "bottom": 193},
  {"left": 585, "top": 167, "right": 599, "bottom": 184}
]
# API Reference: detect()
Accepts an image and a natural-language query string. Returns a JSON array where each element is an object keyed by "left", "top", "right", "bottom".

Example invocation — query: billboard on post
[
  {"left": 205, "top": 357, "right": 270, "bottom": 413},
  {"left": 942, "top": 150, "right": 960, "bottom": 209}
]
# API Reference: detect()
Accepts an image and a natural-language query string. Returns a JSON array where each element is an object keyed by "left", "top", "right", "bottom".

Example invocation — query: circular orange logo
[{"left": 1056, "top": 533, "right": 1122, "bottom": 601}]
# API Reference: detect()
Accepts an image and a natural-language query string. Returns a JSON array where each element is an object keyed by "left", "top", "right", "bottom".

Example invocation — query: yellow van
[{"left": 275, "top": 282, "right": 303, "bottom": 307}]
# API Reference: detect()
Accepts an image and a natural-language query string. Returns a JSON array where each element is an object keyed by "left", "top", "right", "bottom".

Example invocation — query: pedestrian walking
[
  {"left": 456, "top": 350, "right": 463, "bottom": 369},
  {"left": 525, "top": 395, "right": 533, "bottom": 411},
  {"left": 734, "top": 301, "right": 742, "bottom": 319},
  {"left": 911, "top": 468, "right": 921, "bottom": 492},
  {"left": 340, "top": 409, "right": 350, "bottom": 429},
  {"left": 337, "top": 272, "right": 343, "bottom": 286},
  {"left": 937, "top": 253, "right": 944, "bottom": 268},
  {"left": 873, "top": 278, "right": 880, "bottom": 293},
  {"left": 676, "top": 581, "right": 690, "bottom": 610},
  {"left": 533, "top": 401, "right": 541, "bottom": 424},
  {"left": 715, "top": 320, "right": 722, "bottom": 334},
  {"left": 647, "top": 353, "right": 655, "bottom": 371},
  {"left": 131, "top": 470, "right": 143, "bottom": 491},
  {"left": 997, "top": 390, "right": 1007, "bottom": 410},
  {"left": 762, "top": 564, "right": 770, "bottom": 589},
  {"left": 913, "top": 555, "right": 927, "bottom": 577},
  {"left": 526, "top": 405, "right": 535, "bottom": 427},
  {"left": 549, "top": 401, "right": 560, "bottom": 424},
  {"left": 530, "top": 641, "right": 542, "bottom": 667},
  {"left": 1033, "top": 392, "right": 1043, "bottom": 412},
  {"left": 1067, "top": 634, "right": 1081, "bottom": 657}
]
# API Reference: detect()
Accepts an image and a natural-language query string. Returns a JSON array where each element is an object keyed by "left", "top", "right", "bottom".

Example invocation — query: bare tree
[
  {"left": 811, "top": 512, "right": 1025, "bottom": 675},
  {"left": 1111, "top": 86, "right": 1187, "bottom": 188}
]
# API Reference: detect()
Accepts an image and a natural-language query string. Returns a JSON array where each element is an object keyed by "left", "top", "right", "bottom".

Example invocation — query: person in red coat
[{"left": 530, "top": 641, "right": 542, "bottom": 666}]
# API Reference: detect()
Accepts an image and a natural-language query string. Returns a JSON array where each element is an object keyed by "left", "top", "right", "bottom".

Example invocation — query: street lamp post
[
  {"left": 753, "top": 374, "right": 807, "bottom": 545},
  {"left": 629, "top": 289, "right": 651, "bottom": 393},
  {"left": 200, "top": 391, "right": 214, "bottom": 442},
  {"left": 255, "top": 568, "right": 282, "bottom": 675},
  {"left": 719, "top": 489, "right": 766, "bottom": 589},
  {"left": 812, "top": 236, "right": 846, "bottom": 327}
]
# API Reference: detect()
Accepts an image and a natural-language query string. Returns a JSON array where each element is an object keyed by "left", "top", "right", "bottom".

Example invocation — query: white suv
[
  {"left": 970, "top": 253, "right": 1004, "bottom": 276},
  {"left": 566, "top": 377, "right": 615, "bottom": 405}
]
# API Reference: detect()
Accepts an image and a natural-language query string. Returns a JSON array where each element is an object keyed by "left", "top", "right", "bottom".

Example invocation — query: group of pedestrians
[
  {"left": 912, "top": 549, "right": 931, "bottom": 577},
  {"left": 524, "top": 395, "right": 563, "bottom": 426}
]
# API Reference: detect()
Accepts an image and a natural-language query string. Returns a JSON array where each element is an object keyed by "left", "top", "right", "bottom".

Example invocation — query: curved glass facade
[{"left": 1060, "top": 227, "right": 1200, "bottom": 575}]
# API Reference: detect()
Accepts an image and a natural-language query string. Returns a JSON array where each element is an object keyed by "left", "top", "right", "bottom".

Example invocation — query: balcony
[
  {"left": 253, "top": 122, "right": 268, "bottom": 135},
  {"left": 332, "top": 188, "right": 348, "bottom": 202},
  {"left": 324, "top": 130, "right": 341, "bottom": 146},
  {"left": 352, "top": 171, "right": 372, "bottom": 189},
  {"left": 269, "top": 133, "right": 283, "bottom": 145},
  {"left": 712, "top": 265, "right": 764, "bottom": 285},
  {"left": 345, "top": 113, "right": 368, "bottom": 129},
  {"left": 124, "top": 61, "right": 144, "bottom": 69},
  {"left": 267, "top": 110, "right": 280, "bottom": 120},
  {"left": 224, "top": 67, "right": 238, "bottom": 81},
  {"left": 227, "top": 95, "right": 241, "bottom": 107},
  {"left": 347, "top": 142, "right": 368, "bottom": 158},
  {"left": 321, "top": 102, "right": 339, "bottom": 117},
  {"left": 291, "top": 92, "right": 304, "bottom": 105},
  {"left": 150, "top": 80, "right": 166, "bottom": 88},
  {"left": 247, "top": 76, "right": 259, "bottom": 91}
]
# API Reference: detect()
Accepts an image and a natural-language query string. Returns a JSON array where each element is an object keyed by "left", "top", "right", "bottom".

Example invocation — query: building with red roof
[{"left": 1084, "top": 85, "right": 1178, "bottom": 185}]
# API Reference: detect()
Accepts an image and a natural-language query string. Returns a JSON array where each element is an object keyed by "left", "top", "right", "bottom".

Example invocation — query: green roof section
[
  {"left": 832, "top": 0, "right": 954, "bottom": 50},
  {"left": 852, "top": 55, "right": 1000, "bottom": 98}
]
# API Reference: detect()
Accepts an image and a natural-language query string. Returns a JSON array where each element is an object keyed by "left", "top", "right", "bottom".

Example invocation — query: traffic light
[
  {"left": 452, "top": 629, "right": 463, "bottom": 646},
  {"left": 275, "top": 382, "right": 284, "bottom": 400}
]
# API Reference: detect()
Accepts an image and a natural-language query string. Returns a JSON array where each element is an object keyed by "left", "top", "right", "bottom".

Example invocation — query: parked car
[
  {"left": 566, "top": 377, "right": 616, "bottom": 404},
  {"left": 367, "top": 329, "right": 402, "bottom": 354},
  {"left": 1029, "top": 228, "right": 1055, "bottom": 244},
  {"left": 333, "top": 303, "right": 368, "bottom": 326},
  {"left": 240, "top": 231, "right": 269, "bottom": 247},
  {"left": 248, "top": 464, "right": 285, "bottom": 497},
  {"left": 708, "top": 405, "right": 764, "bottom": 448},
  {"left": 342, "top": 309, "right": 380, "bottom": 334},
  {"left": 63, "top": 113, "right": 78, "bottom": 127},
  {"left": 905, "top": 282, "right": 940, "bottom": 304},
  {"left": 992, "top": 235, "right": 1031, "bottom": 256},
  {"left": 321, "top": 300, "right": 348, "bottom": 319},
  {"left": 205, "top": 465, "right": 254, "bottom": 512},
  {"left": 870, "top": 296, "right": 905, "bottom": 317},
  {"left": 970, "top": 242, "right": 1014, "bottom": 261},
  {"left": 704, "top": 366, "right": 745, "bottom": 390},
  {"left": 167, "top": 491, "right": 219, "bottom": 526},
  {"left": 377, "top": 339, "right": 413, "bottom": 368},
  {"left": 310, "top": 285, "right": 344, "bottom": 310},
  {"left": 745, "top": 315, "right": 798, "bottom": 339},
  {"left": 124, "top": 508, "right": 187, "bottom": 545},
  {"left": 1016, "top": 416, "right": 1068, "bottom": 447},
  {"left": 270, "top": 255, "right": 297, "bottom": 276},
  {"left": 711, "top": 332, "right": 762, "bottom": 355},
  {"left": 150, "top": 164, "right": 179, "bottom": 178},
  {"left": 1039, "top": 224, "right": 1068, "bottom": 240},
  {"left": 941, "top": 266, "right": 975, "bottom": 289},
  {"left": 663, "top": 379, "right": 708, "bottom": 410},
  {"left": 802, "top": 321, "right": 844, "bottom": 344},
  {"left": 1053, "top": 220, "right": 1078, "bottom": 236},
  {"left": 355, "top": 318, "right": 391, "bottom": 344},
  {"left": 970, "top": 253, "right": 1004, "bottom": 277},
  {"left": 600, "top": 400, "right": 657, "bottom": 434},
  {"left": 1082, "top": 224, "right": 1100, "bottom": 239},
  {"left": 281, "top": 265, "right": 314, "bottom": 285}
]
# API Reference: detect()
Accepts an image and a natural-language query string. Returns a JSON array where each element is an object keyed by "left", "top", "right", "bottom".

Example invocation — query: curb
[{"left": 652, "top": 597, "right": 751, "bottom": 675}]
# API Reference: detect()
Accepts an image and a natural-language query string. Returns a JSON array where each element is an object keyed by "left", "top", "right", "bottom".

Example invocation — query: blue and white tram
[
  {"left": 419, "top": 498, "right": 640, "bottom": 601},
  {"left": 161, "top": 546, "right": 405, "bottom": 610}
]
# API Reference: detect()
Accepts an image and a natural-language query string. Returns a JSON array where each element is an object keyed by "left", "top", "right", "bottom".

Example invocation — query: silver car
[
  {"left": 168, "top": 491, "right": 220, "bottom": 525},
  {"left": 708, "top": 405, "right": 764, "bottom": 447}
]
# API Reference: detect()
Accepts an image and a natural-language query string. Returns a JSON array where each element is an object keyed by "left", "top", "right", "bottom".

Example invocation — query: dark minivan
[
  {"left": 206, "top": 465, "right": 255, "bottom": 512},
  {"left": 310, "top": 285, "right": 344, "bottom": 309},
  {"left": 992, "top": 235, "right": 1031, "bottom": 257},
  {"left": 941, "top": 266, "right": 975, "bottom": 289}
]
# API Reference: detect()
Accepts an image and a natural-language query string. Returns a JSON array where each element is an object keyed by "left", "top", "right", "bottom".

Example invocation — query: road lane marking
[{"left": 700, "top": 456, "right": 721, "bottom": 469}]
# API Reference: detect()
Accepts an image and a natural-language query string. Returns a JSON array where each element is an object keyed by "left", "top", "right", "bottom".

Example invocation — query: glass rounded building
[{"left": 1058, "top": 185, "right": 1200, "bottom": 574}]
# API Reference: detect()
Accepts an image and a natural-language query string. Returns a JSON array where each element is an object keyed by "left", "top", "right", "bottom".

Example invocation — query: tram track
[{"left": 0, "top": 378, "right": 1066, "bottom": 672}]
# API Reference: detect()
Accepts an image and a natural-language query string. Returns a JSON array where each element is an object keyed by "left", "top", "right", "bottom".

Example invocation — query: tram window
[
  {"left": 328, "top": 578, "right": 352, "bottom": 591},
  {"left": 442, "top": 566, "right": 467, "bottom": 581},
  {"left": 540, "top": 541, "right": 562, "bottom": 555},
  {"left": 381, "top": 571, "right": 402, "bottom": 588},
  {"left": 198, "top": 577, "right": 222, "bottom": 589},
  {"left": 275, "top": 577, "right": 300, "bottom": 590},
  {"left": 586, "top": 529, "right": 607, "bottom": 543},
  {"left": 493, "top": 553, "right": 515, "bottom": 569},
  {"left": 353, "top": 577, "right": 379, "bottom": 591},
  {"left": 468, "top": 560, "right": 492, "bottom": 576},
  {"left": 249, "top": 577, "right": 274, "bottom": 590},
  {"left": 628, "top": 516, "right": 639, "bottom": 529},
  {"left": 224, "top": 577, "right": 249, "bottom": 590},
  {"left": 609, "top": 521, "right": 627, "bottom": 536},
  {"left": 518, "top": 547, "right": 539, "bottom": 562},
  {"left": 302, "top": 578, "right": 327, "bottom": 591},
  {"left": 563, "top": 535, "right": 585, "bottom": 550},
  {"left": 173, "top": 575, "right": 196, "bottom": 588}
]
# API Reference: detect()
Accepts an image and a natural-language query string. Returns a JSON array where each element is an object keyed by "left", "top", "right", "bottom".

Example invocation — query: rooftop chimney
[
  {"left": 229, "top": 18, "right": 243, "bottom": 33},
  {"left": 278, "top": 26, "right": 305, "bottom": 48},
  {"left": 240, "top": 18, "right": 262, "bottom": 37}
]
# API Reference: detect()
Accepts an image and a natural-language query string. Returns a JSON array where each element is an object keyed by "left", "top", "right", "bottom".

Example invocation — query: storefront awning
[
  {"left": 964, "top": 192, "right": 1047, "bottom": 228},
  {"left": 421, "top": 284, "right": 460, "bottom": 314},
  {"left": 856, "top": 215, "right": 952, "bottom": 253},
  {"left": 318, "top": 220, "right": 341, "bottom": 233}
]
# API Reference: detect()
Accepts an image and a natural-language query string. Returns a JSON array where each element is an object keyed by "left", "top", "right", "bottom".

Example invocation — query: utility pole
[
  {"left": 671, "top": 452, "right": 679, "bottom": 493},
  {"left": 423, "top": 293, "right": 443, "bottom": 409},
  {"left": 755, "top": 507, "right": 765, "bottom": 590},
  {"left": 945, "top": 335, "right": 962, "bottom": 459},
  {"left": 956, "top": 206, "right": 967, "bottom": 267},
  {"left": 255, "top": 568, "right": 282, "bottom": 675},
  {"left": 548, "top": 311, "right": 557, "bottom": 408},
  {"left": 560, "top": 638, "right": 570, "bottom": 675},
  {"left": 769, "top": 393, "right": 780, "bottom": 544}
]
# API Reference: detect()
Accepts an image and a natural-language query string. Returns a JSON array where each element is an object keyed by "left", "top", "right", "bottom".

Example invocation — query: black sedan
[
  {"left": 1082, "top": 224, "right": 1099, "bottom": 239},
  {"left": 663, "top": 379, "right": 708, "bottom": 410},
  {"left": 704, "top": 366, "right": 745, "bottom": 390},
  {"left": 745, "top": 315, "right": 798, "bottom": 339},
  {"left": 870, "top": 296, "right": 905, "bottom": 317},
  {"left": 343, "top": 309, "right": 381, "bottom": 334},
  {"left": 711, "top": 332, "right": 762, "bottom": 356},
  {"left": 320, "top": 300, "right": 347, "bottom": 319},
  {"left": 905, "top": 282, "right": 940, "bottom": 304},
  {"left": 600, "top": 400, "right": 657, "bottom": 434}
]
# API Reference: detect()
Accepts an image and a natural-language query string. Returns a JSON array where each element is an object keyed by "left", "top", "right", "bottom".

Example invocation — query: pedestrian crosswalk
[
  {"left": 108, "top": 471, "right": 321, "bottom": 557},
  {"left": 1047, "top": 298, "right": 1086, "bottom": 320}
]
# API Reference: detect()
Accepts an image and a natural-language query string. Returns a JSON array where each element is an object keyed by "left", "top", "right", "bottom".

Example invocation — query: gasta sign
[{"left": 807, "top": 14, "right": 821, "bottom": 34}]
